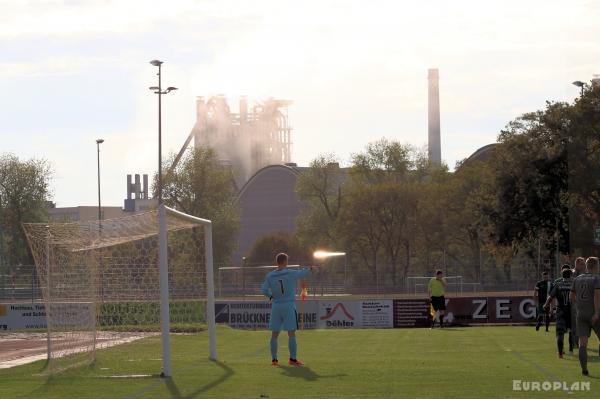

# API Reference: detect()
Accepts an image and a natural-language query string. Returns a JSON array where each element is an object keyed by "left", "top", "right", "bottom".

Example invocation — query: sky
[{"left": 1, "top": 0, "right": 599, "bottom": 207}]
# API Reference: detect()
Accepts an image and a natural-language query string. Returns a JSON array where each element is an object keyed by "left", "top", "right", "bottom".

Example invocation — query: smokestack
[
  {"left": 126, "top": 174, "right": 133, "bottom": 200},
  {"left": 428, "top": 68, "right": 441, "bottom": 165},
  {"left": 134, "top": 174, "right": 141, "bottom": 200},
  {"left": 143, "top": 174, "right": 149, "bottom": 199}
]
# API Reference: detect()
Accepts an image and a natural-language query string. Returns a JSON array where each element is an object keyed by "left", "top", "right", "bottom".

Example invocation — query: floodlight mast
[
  {"left": 148, "top": 60, "right": 178, "bottom": 204},
  {"left": 572, "top": 80, "right": 585, "bottom": 97},
  {"left": 313, "top": 250, "right": 348, "bottom": 289},
  {"left": 95, "top": 139, "right": 104, "bottom": 222},
  {"left": 148, "top": 59, "right": 179, "bottom": 378}
]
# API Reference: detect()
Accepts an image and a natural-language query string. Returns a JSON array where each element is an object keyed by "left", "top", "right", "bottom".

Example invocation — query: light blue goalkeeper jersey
[{"left": 261, "top": 268, "right": 310, "bottom": 303}]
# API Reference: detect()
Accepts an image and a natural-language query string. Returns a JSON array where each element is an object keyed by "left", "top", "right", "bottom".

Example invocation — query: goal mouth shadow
[
  {"left": 162, "top": 360, "right": 234, "bottom": 398},
  {"left": 277, "top": 365, "right": 347, "bottom": 382}
]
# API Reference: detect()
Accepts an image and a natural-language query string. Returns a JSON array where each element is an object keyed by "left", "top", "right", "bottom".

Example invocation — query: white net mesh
[{"left": 23, "top": 208, "right": 210, "bottom": 373}]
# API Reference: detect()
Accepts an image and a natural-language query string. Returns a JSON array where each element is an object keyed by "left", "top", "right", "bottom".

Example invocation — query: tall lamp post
[
  {"left": 96, "top": 139, "right": 104, "bottom": 221},
  {"left": 149, "top": 60, "right": 178, "bottom": 203},
  {"left": 149, "top": 60, "right": 177, "bottom": 378},
  {"left": 572, "top": 80, "right": 585, "bottom": 97},
  {"left": 241, "top": 257, "right": 246, "bottom": 297}
]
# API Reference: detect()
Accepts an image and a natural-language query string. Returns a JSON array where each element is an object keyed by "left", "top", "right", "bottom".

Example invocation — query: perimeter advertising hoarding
[
  {"left": 317, "top": 300, "right": 394, "bottom": 328},
  {"left": 0, "top": 303, "right": 47, "bottom": 331},
  {"left": 393, "top": 296, "right": 537, "bottom": 327},
  {"left": 215, "top": 300, "right": 318, "bottom": 330},
  {"left": 215, "top": 300, "right": 394, "bottom": 329}
]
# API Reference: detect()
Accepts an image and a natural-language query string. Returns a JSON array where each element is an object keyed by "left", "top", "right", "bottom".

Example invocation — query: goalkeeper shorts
[{"left": 270, "top": 302, "right": 298, "bottom": 332}]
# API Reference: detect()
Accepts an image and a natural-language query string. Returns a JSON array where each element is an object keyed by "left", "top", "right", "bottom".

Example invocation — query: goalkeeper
[{"left": 261, "top": 253, "right": 315, "bottom": 367}]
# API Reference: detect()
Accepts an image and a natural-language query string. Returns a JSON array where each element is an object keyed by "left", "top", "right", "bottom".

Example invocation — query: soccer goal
[{"left": 22, "top": 204, "right": 216, "bottom": 376}]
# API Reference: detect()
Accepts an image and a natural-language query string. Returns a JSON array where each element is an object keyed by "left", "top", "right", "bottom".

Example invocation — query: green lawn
[{"left": 1, "top": 326, "right": 599, "bottom": 398}]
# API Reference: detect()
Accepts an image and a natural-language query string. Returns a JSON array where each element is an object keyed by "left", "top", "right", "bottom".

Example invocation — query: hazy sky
[{"left": 1, "top": 0, "right": 599, "bottom": 207}]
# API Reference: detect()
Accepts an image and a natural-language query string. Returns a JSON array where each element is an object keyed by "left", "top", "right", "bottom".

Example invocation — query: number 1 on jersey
[{"left": 278, "top": 279, "right": 285, "bottom": 294}]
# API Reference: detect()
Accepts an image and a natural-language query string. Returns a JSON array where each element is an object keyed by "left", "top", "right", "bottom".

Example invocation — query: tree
[
  {"left": 245, "top": 231, "right": 311, "bottom": 264},
  {"left": 295, "top": 154, "right": 345, "bottom": 250},
  {"left": 350, "top": 138, "right": 412, "bottom": 184},
  {"left": 339, "top": 140, "right": 422, "bottom": 286},
  {"left": 0, "top": 153, "right": 52, "bottom": 267},
  {"left": 564, "top": 84, "right": 600, "bottom": 255},
  {"left": 442, "top": 159, "right": 494, "bottom": 280},
  {"left": 157, "top": 147, "right": 240, "bottom": 265},
  {"left": 370, "top": 182, "right": 419, "bottom": 284},
  {"left": 489, "top": 104, "right": 569, "bottom": 251},
  {"left": 336, "top": 184, "right": 385, "bottom": 284}
]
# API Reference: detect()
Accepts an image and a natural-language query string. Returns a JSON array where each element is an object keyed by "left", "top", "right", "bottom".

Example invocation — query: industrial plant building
[{"left": 173, "top": 96, "right": 293, "bottom": 188}]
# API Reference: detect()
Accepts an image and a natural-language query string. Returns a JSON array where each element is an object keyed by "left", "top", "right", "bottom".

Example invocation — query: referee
[{"left": 428, "top": 270, "right": 448, "bottom": 328}]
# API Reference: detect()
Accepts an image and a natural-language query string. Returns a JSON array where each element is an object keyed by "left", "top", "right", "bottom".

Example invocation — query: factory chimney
[{"left": 428, "top": 68, "right": 441, "bottom": 165}]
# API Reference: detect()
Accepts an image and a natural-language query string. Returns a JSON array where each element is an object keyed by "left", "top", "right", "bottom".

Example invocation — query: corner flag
[
  {"left": 429, "top": 304, "right": 436, "bottom": 319},
  {"left": 300, "top": 281, "right": 308, "bottom": 329}
]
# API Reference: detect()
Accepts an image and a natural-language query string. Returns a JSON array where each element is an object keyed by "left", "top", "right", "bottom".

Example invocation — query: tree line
[
  {"left": 2, "top": 83, "right": 599, "bottom": 288},
  {"left": 0, "top": 154, "right": 52, "bottom": 273},
  {"left": 293, "top": 84, "right": 600, "bottom": 286}
]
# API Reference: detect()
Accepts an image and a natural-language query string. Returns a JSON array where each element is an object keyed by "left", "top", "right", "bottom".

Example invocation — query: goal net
[{"left": 22, "top": 205, "right": 216, "bottom": 375}]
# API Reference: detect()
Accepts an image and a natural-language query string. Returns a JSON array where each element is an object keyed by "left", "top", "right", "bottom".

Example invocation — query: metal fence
[
  {"left": 216, "top": 264, "right": 535, "bottom": 298},
  {"left": 0, "top": 265, "right": 42, "bottom": 302},
  {"left": 0, "top": 264, "right": 537, "bottom": 302}
]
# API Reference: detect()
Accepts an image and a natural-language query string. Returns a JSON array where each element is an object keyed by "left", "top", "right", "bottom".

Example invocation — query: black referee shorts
[{"left": 431, "top": 296, "right": 446, "bottom": 311}]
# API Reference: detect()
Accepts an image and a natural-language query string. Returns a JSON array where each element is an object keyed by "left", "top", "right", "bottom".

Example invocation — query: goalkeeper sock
[
  {"left": 557, "top": 333, "right": 564, "bottom": 354},
  {"left": 270, "top": 338, "right": 278, "bottom": 361},
  {"left": 579, "top": 346, "right": 588, "bottom": 372},
  {"left": 440, "top": 315, "right": 444, "bottom": 327},
  {"left": 545, "top": 313, "right": 550, "bottom": 331},
  {"left": 288, "top": 336, "right": 297, "bottom": 360}
]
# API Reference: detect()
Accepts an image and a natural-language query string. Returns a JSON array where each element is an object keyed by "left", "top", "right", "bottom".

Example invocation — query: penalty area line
[
  {"left": 506, "top": 347, "right": 573, "bottom": 395},
  {"left": 484, "top": 330, "right": 572, "bottom": 396}
]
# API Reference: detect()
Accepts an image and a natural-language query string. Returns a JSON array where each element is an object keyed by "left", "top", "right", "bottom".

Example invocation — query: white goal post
[
  {"left": 23, "top": 204, "right": 216, "bottom": 376},
  {"left": 159, "top": 205, "right": 217, "bottom": 376},
  {"left": 160, "top": 205, "right": 217, "bottom": 375}
]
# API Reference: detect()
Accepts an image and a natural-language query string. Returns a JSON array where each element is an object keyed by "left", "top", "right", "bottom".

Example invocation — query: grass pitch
[{"left": 1, "top": 326, "right": 599, "bottom": 398}]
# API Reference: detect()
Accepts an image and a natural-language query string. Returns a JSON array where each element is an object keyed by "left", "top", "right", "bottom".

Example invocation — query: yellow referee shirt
[{"left": 428, "top": 278, "right": 445, "bottom": 296}]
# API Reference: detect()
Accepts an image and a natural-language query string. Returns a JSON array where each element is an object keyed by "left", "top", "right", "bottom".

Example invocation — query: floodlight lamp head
[
  {"left": 150, "top": 60, "right": 163, "bottom": 66},
  {"left": 166, "top": 86, "right": 178, "bottom": 92},
  {"left": 96, "top": 139, "right": 104, "bottom": 144},
  {"left": 313, "top": 250, "right": 346, "bottom": 259},
  {"left": 572, "top": 81, "right": 585, "bottom": 88},
  {"left": 149, "top": 86, "right": 160, "bottom": 91}
]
